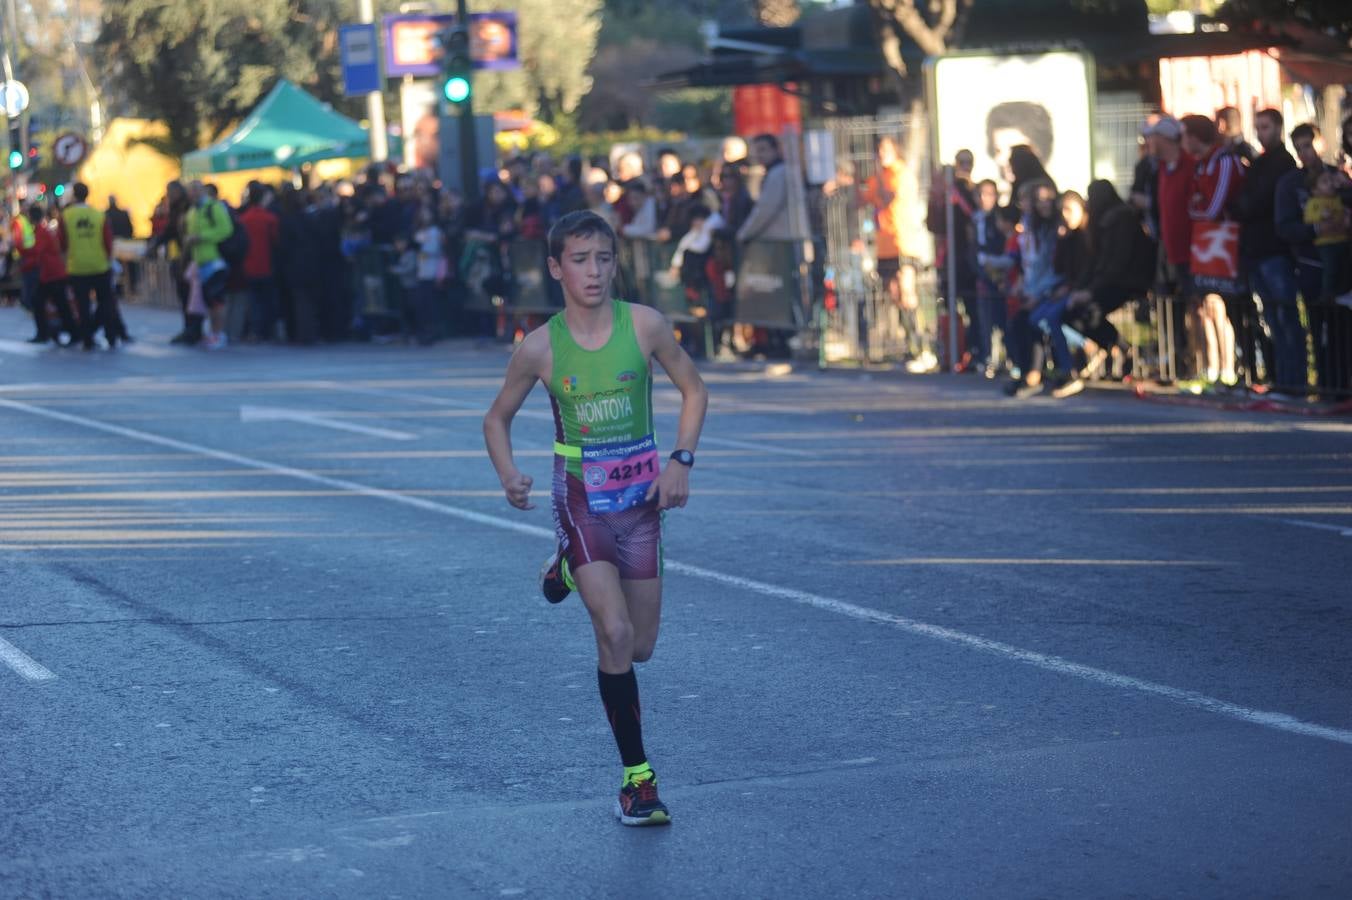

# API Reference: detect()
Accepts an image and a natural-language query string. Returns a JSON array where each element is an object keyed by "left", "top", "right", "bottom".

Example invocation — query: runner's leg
[
  {"left": 621, "top": 578, "right": 662, "bottom": 663},
  {"left": 575, "top": 560, "right": 669, "bottom": 824},
  {"left": 575, "top": 561, "right": 635, "bottom": 673}
]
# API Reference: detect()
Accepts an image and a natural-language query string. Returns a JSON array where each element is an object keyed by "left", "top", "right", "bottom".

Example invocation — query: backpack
[{"left": 207, "top": 201, "right": 250, "bottom": 267}]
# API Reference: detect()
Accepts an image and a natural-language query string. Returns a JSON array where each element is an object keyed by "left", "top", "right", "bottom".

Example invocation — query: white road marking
[
  {"left": 0, "top": 338, "right": 50, "bottom": 357},
  {"left": 4, "top": 396, "right": 1351, "bottom": 747},
  {"left": 316, "top": 381, "right": 555, "bottom": 422},
  {"left": 240, "top": 405, "right": 418, "bottom": 441},
  {"left": 699, "top": 436, "right": 814, "bottom": 458},
  {"left": 1265, "top": 517, "right": 1352, "bottom": 538},
  {"left": 320, "top": 380, "right": 811, "bottom": 454},
  {"left": 0, "top": 634, "right": 57, "bottom": 681}
]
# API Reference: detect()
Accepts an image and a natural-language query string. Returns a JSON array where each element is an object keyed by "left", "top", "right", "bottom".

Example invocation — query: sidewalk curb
[{"left": 1130, "top": 383, "right": 1352, "bottom": 417}]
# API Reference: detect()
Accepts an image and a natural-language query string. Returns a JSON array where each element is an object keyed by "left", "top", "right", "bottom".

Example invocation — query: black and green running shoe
[
  {"left": 616, "top": 775, "right": 671, "bottom": 827},
  {"left": 539, "top": 546, "right": 574, "bottom": 604}
]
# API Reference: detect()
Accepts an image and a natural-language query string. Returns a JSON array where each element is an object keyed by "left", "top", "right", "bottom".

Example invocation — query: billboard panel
[
  {"left": 383, "top": 12, "right": 520, "bottom": 78},
  {"left": 930, "top": 51, "right": 1094, "bottom": 200}
]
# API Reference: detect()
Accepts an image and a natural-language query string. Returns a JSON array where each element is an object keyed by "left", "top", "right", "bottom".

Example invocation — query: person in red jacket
[
  {"left": 11, "top": 205, "right": 43, "bottom": 342},
  {"left": 1152, "top": 115, "right": 1195, "bottom": 380},
  {"left": 238, "top": 182, "right": 281, "bottom": 341},
  {"left": 29, "top": 203, "right": 80, "bottom": 345},
  {"left": 1182, "top": 113, "right": 1246, "bottom": 384}
]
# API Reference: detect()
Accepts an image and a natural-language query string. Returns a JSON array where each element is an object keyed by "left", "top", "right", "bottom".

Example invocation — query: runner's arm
[
  {"left": 641, "top": 308, "right": 708, "bottom": 509},
  {"left": 483, "top": 332, "right": 547, "bottom": 510}
]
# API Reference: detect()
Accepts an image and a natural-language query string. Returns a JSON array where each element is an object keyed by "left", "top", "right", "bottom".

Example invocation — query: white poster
[
  {"left": 400, "top": 79, "right": 440, "bottom": 172},
  {"left": 930, "top": 52, "right": 1094, "bottom": 200}
]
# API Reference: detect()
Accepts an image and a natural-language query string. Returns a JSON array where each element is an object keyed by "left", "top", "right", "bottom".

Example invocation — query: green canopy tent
[{"left": 180, "top": 80, "right": 371, "bottom": 177}]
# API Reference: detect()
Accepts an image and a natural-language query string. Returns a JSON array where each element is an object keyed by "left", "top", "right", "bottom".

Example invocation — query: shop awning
[{"left": 181, "top": 80, "right": 370, "bottom": 177}]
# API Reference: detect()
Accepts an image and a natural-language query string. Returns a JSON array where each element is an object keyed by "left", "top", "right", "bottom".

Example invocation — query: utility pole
[
  {"left": 358, "top": 0, "right": 389, "bottom": 162},
  {"left": 453, "top": 0, "right": 478, "bottom": 206}
]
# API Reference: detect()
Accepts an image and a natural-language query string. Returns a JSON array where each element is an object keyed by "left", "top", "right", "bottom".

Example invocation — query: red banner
[{"left": 733, "top": 84, "right": 801, "bottom": 138}]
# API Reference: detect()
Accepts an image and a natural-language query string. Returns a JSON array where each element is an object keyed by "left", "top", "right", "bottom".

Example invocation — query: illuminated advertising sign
[{"left": 382, "top": 12, "right": 519, "bottom": 77}]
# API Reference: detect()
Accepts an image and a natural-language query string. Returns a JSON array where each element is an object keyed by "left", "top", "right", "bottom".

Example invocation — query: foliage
[
  {"left": 95, "top": 0, "right": 363, "bottom": 158},
  {"left": 595, "top": 3, "right": 704, "bottom": 49},
  {"left": 468, "top": 0, "right": 603, "bottom": 124},
  {"left": 95, "top": 0, "right": 602, "bottom": 157},
  {"left": 575, "top": 0, "right": 727, "bottom": 134},
  {"left": 653, "top": 89, "right": 733, "bottom": 136},
  {"left": 578, "top": 39, "right": 704, "bottom": 131},
  {"left": 499, "top": 113, "right": 686, "bottom": 159},
  {"left": 1216, "top": 0, "right": 1352, "bottom": 38}
]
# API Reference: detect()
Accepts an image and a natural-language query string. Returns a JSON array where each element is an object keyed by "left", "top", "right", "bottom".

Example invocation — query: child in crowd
[
  {"left": 972, "top": 178, "right": 1010, "bottom": 375},
  {"left": 1305, "top": 170, "right": 1349, "bottom": 302},
  {"left": 412, "top": 208, "right": 445, "bottom": 345}
]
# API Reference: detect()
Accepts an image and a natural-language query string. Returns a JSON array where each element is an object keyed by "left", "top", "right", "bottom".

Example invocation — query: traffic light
[
  {"left": 7, "top": 122, "right": 22, "bottom": 170},
  {"left": 439, "top": 25, "right": 472, "bottom": 106},
  {"left": 53, "top": 183, "right": 65, "bottom": 199}
]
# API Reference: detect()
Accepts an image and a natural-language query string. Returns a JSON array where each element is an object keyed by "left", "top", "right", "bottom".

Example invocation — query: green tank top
[{"left": 548, "top": 300, "right": 653, "bottom": 481}]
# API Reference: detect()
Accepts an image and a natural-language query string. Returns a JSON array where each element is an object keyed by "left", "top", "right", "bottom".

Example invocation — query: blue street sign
[{"left": 340, "top": 24, "right": 382, "bottom": 97}]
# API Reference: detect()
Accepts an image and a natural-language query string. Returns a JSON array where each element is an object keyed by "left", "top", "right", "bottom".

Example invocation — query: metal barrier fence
[{"left": 115, "top": 239, "right": 181, "bottom": 312}]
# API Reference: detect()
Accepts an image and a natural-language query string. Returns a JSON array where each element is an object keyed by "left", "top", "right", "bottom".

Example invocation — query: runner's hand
[
  {"left": 502, "top": 471, "right": 535, "bottom": 510},
  {"left": 647, "top": 463, "right": 689, "bottom": 510}
]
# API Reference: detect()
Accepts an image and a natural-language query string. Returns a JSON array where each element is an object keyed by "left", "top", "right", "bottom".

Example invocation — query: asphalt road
[{"left": 1, "top": 304, "right": 1350, "bottom": 899}]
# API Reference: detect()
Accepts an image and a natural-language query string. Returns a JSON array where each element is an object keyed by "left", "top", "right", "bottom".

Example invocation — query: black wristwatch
[{"left": 669, "top": 449, "right": 695, "bottom": 468}]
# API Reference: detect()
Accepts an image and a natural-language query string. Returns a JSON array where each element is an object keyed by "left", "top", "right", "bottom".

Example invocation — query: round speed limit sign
[{"left": 53, "top": 133, "right": 88, "bottom": 167}]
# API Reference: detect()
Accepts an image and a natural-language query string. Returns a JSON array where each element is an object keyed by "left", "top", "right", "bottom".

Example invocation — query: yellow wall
[{"left": 77, "top": 119, "right": 181, "bottom": 238}]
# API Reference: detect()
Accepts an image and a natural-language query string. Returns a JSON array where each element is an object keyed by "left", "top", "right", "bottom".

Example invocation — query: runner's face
[{"left": 549, "top": 232, "right": 616, "bottom": 308}]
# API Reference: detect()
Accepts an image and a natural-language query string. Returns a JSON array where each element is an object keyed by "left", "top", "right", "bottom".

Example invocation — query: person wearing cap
[
  {"left": 1152, "top": 114, "right": 1195, "bottom": 379},
  {"left": 1235, "top": 108, "right": 1303, "bottom": 392}
]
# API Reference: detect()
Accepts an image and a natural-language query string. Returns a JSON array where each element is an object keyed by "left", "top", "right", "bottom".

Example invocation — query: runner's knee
[{"left": 597, "top": 617, "right": 634, "bottom": 655}]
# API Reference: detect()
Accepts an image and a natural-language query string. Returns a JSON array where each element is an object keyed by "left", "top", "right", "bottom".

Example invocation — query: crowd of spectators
[
  {"left": 921, "top": 106, "right": 1352, "bottom": 400},
  {"left": 4, "top": 108, "right": 1351, "bottom": 401},
  {"left": 61, "top": 139, "right": 785, "bottom": 355}
]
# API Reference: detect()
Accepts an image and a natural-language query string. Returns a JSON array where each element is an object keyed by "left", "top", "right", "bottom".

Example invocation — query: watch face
[{"left": 671, "top": 450, "right": 694, "bottom": 466}]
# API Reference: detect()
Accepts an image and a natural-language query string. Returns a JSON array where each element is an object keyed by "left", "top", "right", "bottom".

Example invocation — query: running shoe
[
  {"left": 539, "top": 546, "right": 574, "bottom": 604},
  {"left": 1049, "top": 376, "right": 1085, "bottom": 399},
  {"left": 616, "top": 775, "right": 671, "bottom": 826}
]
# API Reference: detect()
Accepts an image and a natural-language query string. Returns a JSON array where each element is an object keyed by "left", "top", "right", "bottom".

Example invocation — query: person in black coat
[
  {"left": 276, "top": 186, "right": 320, "bottom": 344},
  {"left": 1064, "top": 180, "right": 1155, "bottom": 376},
  {"left": 1236, "top": 109, "right": 1299, "bottom": 389}
]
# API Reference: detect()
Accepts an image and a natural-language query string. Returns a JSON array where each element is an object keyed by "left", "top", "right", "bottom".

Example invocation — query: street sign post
[
  {"left": 0, "top": 80, "right": 30, "bottom": 119},
  {"left": 339, "top": 24, "right": 382, "bottom": 98},
  {"left": 53, "top": 133, "right": 88, "bottom": 168}
]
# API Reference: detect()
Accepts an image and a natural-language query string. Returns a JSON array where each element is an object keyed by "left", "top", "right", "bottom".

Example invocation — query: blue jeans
[
  {"left": 20, "top": 267, "right": 38, "bottom": 312},
  {"left": 1030, "top": 295, "right": 1074, "bottom": 372},
  {"left": 1248, "top": 255, "right": 1306, "bottom": 390},
  {"left": 975, "top": 282, "right": 1007, "bottom": 366}
]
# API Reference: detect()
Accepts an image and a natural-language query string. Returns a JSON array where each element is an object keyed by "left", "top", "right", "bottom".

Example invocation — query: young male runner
[{"left": 483, "top": 210, "right": 709, "bottom": 826}]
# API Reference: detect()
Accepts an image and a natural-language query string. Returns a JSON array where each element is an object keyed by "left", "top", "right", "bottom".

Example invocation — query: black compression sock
[{"left": 597, "top": 667, "right": 647, "bottom": 768}]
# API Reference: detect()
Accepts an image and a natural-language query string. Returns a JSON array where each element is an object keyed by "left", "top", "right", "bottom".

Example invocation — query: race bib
[{"left": 581, "top": 434, "right": 659, "bottom": 514}]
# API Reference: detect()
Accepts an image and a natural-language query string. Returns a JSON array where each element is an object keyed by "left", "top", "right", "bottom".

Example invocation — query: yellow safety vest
[
  {"left": 64, "top": 205, "right": 110, "bottom": 276},
  {"left": 16, "top": 214, "right": 35, "bottom": 249}
]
